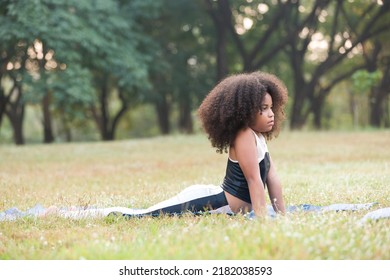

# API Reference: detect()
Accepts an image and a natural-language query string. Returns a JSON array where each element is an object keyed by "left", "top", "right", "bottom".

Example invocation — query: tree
[
  {"left": 0, "top": 0, "right": 157, "bottom": 143},
  {"left": 359, "top": 27, "right": 390, "bottom": 127},
  {"left": 0, "top": 0, "right": 50, "bottom": 144},
  {"left": 0, "top": 1, "right": 97, "bottom": 144},
  {"left": 298, "top": 1, "right": 390, "bottom": 128},
  {"left": 204, "top": 0, "right": 302, "bottom": 82},
  {"left": 351, "top": 69, "right": 382, "bottom": 127},
  {"left": 204, "top": 0, "right": 390, "bottom": 129},
  {"left": 141, "top": 0, "right": 215, "bottom": 134},
  {"left": 55, "top": 0, "right": 154, "bottom": 141}
]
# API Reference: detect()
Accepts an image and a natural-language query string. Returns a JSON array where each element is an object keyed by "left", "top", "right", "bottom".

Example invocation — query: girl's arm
[
  {"left": 266, "top": 156, "right": 286, "bottom": 214},
  {"left": 234, "top": 129, "right": 267, "bottom": 217}
]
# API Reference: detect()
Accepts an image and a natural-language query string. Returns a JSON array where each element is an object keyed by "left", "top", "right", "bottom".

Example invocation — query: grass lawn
[{"left": 0, "top": 131, "right": 389, "bottom": 259}]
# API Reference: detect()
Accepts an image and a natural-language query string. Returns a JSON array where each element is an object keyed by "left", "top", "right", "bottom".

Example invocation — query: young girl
[
  {"left": 42, "top": 71, "right": 288, "bottom": 219},
  {"left": 198, "top": 71, "right": 288, "bottom": 217}
]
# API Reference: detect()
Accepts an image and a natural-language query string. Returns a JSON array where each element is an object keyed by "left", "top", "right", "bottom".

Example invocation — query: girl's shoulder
[
  {"left": 233, "top": 128, "right": 257, "bottom": 146},
  {"left": 236, "top": 127, "right": 254, "bottom": 137},
  {"left": 236, "top": 127, "right": 265, "bottom": 141},
  {"left": 230, "top": 128, "right": 268, "bottom": 162}
]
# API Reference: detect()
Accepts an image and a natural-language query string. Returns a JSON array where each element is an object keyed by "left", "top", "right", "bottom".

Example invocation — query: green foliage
[
  {"left": 144, "top": 0, "right": 215, "bottom": 102},
  {"left": 1, "top": 0, "right": 389, "bottom": 143},
  {"left": 0, "top": 0, "right": 162, "bottom": 142},
  {"left": 352, "top": 70, "right": 383, "bottom": 95},
  {"left": 116, "top": 104, "right": 161, "bottom": 139}
]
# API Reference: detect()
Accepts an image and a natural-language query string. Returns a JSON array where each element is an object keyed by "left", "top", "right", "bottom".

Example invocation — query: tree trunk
[
  {"left": 42, "top": 91, "right": 55, "bottom": 143},
  {"left": 216, "top": 23, "right": 228, "bottom": 81},
  {"left": 289, "top": 56, "right": 308, "bottom": 130},
  {"left": 6, "top": 84, "right": 25, "bottom": 145},
  {"left": 100, "top": 83, "right": 111, "bottom": 140},
  {"left": 384, "top": 96, "right": 390, "bottom": 128},
  {"left": 106, "top": 89, "right": 130, "bottom": 141},
  {"left": 205, "top": 0, "right": 229, "bottom": 81},
  {"left": 178, "top": 100, "right": 193, "bottom": 134},
  {"left": 7, "top": 113, "right": 24, "bottom": 145},
  {"left": 155, "top": 95, "right": 170, "bottom": 135},
  {"left": 92, "top": 78, "right": 114, "bottom": 141},
  {"left": 60, "top": 112, "right": 72, "bottom": 142},
  {"left": 290, "top": 96, "right": 307, "bottom": 130},
  {"left": 369, "top": 60, "right": 390, "bottom": 127},
  {"left": 10, "top": 110, "right": 24, "bottom": 145},
  {"left": 312, "top": 93, "right": 326, "bottom": 130},
  {"left": 0, "top": 88, "right": 8, "bottom": 128}
]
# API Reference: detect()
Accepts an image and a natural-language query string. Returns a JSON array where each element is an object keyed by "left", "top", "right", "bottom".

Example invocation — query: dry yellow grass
[{"left": 0, "top": 131, "right": 389, "bottom": 259}]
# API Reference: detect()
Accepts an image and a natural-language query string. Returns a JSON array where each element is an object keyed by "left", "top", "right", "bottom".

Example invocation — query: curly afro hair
[{"left": 198, "top": 71, "right": 288, "bottom": 153}]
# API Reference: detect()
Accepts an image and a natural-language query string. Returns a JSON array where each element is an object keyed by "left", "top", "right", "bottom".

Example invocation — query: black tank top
[{"left": 221, "top": 132, "right": 271, "bottom": 204}]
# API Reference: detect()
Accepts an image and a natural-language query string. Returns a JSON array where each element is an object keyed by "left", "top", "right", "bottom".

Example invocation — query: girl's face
[{"left": 250, "top": 93, "right": 274, "bottom": 134}]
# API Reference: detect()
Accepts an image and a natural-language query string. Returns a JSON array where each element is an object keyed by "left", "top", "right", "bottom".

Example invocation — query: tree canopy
[{"left": 1, "top": 0, "right": 389, "bottom": 144}]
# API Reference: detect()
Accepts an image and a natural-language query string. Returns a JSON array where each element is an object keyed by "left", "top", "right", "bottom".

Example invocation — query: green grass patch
[{"left": 0, "top": 131, "right": 389, "bottom": 259}]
